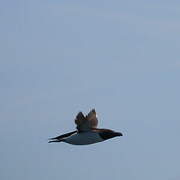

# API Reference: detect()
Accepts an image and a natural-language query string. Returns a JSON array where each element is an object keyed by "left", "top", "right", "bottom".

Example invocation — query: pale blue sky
[{"left": 0, "top": 0, "right": 180, "bottom": 180}]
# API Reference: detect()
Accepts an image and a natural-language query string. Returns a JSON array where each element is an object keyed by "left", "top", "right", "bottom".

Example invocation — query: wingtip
[
  {"left": 48, "top": 139, "right": 62, "bottom": 143},
  {"left": 48, "top": 137, "right": 57, "bottom": 143},
  {"left": 48, "top": 137, "right": 54, "bottom": 140}
]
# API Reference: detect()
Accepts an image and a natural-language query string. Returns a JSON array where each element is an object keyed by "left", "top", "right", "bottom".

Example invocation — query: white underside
[{"left": 64, "top": 132, "right": 104, "bottom": 145}]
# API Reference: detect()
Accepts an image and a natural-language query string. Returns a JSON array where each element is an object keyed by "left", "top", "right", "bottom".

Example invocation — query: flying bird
[{"left": 49, "top": 109, "right": 123, "bottom": 145}]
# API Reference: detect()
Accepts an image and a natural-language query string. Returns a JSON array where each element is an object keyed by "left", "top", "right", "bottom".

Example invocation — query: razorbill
[{"left": 49, "top": 109, "right": 123, "bottom": 145}]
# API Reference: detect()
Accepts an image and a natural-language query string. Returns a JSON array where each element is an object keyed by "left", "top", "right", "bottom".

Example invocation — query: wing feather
[{"left": 75, "top": 109, "right": 98, "bottom": 132}]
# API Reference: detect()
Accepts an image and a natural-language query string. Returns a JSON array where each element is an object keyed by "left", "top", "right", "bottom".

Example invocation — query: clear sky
[{"left": 0, "top": 0, "right": 180, "bottom": 180}]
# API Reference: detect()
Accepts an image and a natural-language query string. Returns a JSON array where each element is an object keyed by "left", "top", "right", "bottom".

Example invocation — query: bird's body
[
  {"left": 49, "top": 109, "right": 123, "bottom": 145},
  {"left": 62, "top": 131, "right": 103, "bottom": 145}
]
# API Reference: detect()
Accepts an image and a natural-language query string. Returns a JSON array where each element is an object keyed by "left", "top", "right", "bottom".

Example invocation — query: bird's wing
[
  {"left": 75, "top": 109, "right": 98, "bottom": 132},
  {"left": 49, "top": 130, "right": 77, "bottom": 141},
  {"left": 86, "top": 109, "right": 98, "bottom": 127}
]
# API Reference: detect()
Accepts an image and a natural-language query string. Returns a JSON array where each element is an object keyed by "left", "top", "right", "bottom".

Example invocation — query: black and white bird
[{"left": 49, "top": 109, "right": 123, "bottom": 145}]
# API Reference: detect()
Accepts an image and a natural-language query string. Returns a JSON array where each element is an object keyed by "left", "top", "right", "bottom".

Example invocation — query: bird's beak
[{"left": 115, "top": 132, "right": 123, "bottom": 136}]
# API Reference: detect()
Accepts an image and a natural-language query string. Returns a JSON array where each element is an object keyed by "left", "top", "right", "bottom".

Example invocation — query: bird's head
[{"left": 98, "top": 129, "right": 123, "bottom": 140}]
